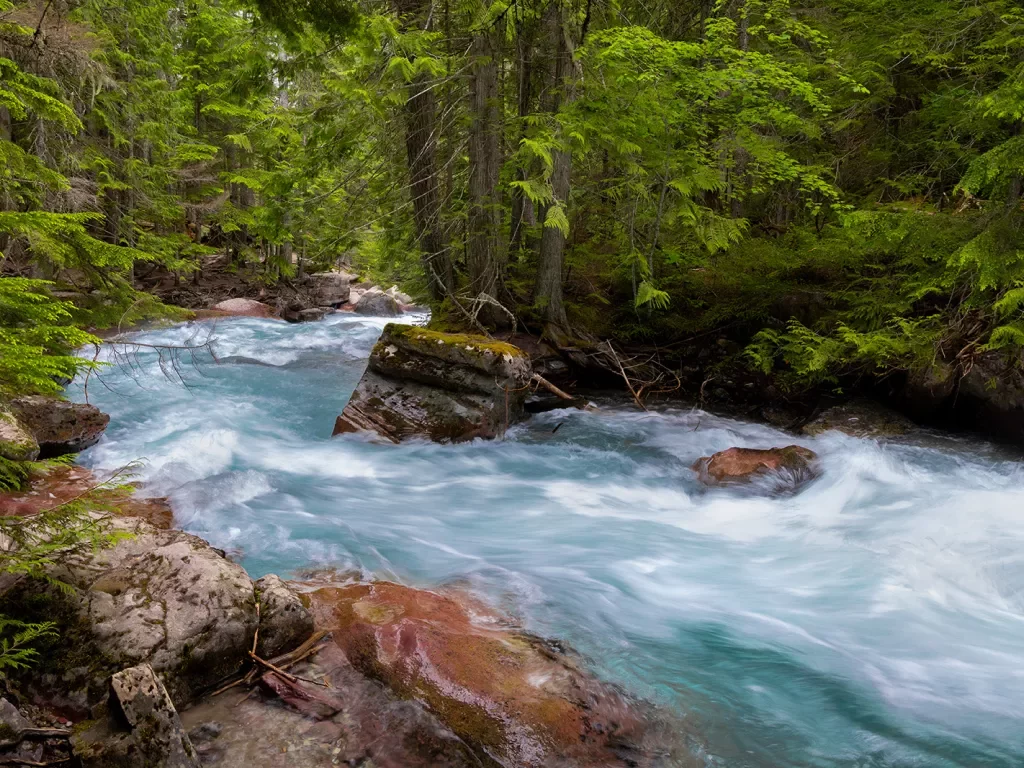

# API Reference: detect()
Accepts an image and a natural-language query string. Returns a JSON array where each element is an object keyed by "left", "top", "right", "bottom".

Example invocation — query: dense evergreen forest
[{"left": 1, "top": 0, "right": 1023, "bottom": 400}]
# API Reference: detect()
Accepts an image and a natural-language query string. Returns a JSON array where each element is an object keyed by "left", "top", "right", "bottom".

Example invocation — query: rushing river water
[{"left": 68, "top": 313, "right": 1024, "bottom": 768}]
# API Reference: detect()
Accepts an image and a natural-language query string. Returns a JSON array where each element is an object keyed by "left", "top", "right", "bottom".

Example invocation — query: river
[{"left": 68, "top": 313, "right": 1024, "bottom": 768}]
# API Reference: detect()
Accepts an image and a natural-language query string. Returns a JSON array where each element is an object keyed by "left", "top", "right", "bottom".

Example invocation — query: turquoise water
[{"left": 70, "top": 315, "right": 1024, "bottom": 767}]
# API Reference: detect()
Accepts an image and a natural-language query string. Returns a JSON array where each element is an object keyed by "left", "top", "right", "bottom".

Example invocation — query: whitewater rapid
[{"left": 69, "top": 314, "right": 1024, "bottom": 767}]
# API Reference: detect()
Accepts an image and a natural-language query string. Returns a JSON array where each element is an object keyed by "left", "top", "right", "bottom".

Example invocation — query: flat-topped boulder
[
  {"left": 334, "top": 325, "right": 532, "bottom": 443},
  {"left": 10, "top": 396, "right": 109, "bottom": 457}
]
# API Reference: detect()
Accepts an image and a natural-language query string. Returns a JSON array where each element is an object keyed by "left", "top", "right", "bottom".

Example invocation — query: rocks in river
[
  {"left": 385, "top": 284, "right": 414, "bottom": 305},
  {"left": 210, "top": 298, "right": 278, "bottom": 318},
  {"left": 333, "top": 324, "right": 532, "bottom": 442},
  {"left": 802, "top": 399, "right": 914, "bottom": 438},
  {"left": 307, "top": 582, "right": 685, "bottom": 768},
  {"left": 72, "top": 664, "right": 201, "bottom": 768},
  {"left": 353, "top": 288, "right": 401, "bottom": 317},
  {"left": 254, "top": 574, "right": 315, "bottom": 658},
  {"left": 304, "top": 271, "right": 351, "bottom": 306},
  {"left": 0, "top": 407, "right": 39, "bottom": 461},
  {"left": 10, "top": 396, "right": 109, "bottom": 457},
  {"left": 1, "top": 517, "right": 312, "bottom": 710},
  {"left": 282, "top": 303, "right": 334, "bottom": 323},
  {"left": 693, "top": 445, "right": 818, "bottom": 485}
]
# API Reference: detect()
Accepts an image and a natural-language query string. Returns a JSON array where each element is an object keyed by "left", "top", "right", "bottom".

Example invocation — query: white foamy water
[{"left": 69, "top": 314, "right": 1024, "bottom": 767}]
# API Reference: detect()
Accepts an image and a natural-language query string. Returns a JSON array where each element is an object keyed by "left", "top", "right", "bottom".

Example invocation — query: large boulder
[
  {"left": 802, "top": 399, "right": 914, "bottom": 438},
  {"left": 72, "top": 664, "right": 201, "bottom": 768},
  {"left": 308, "top": 582, "right": 685, "bottom": 768},
  {"left": 333, "top": 325, "right": 532, "bottom": 443},
  {"left": 305, "top": 272, "right": 351, "bottom": 306},
  {"left": 0, "top": 408, "right": 39, "bottom": 461},
  {"left": 209, "top": 298, "right": 277, "bottom": 318},
  {"left": 953, "top": 351, "right": 1024, "bottom": 441},
  {"left": 693, "top": 445, "right": 818, "bottom": 485},
  {"left": 10, "top": 396, "right": 109, "bottom": 457},
  {"left": 354, "top": 290, "right": 401, "bottom": 317},
  {"left": 2, "top": 517, "right": 311, "bottom": 710}
]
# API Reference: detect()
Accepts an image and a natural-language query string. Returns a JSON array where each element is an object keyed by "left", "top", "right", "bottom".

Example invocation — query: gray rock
[
  {"left": 385, "top": 285, "right": 414, "bottom": 305},
  {"left": 306, "top": 272, "right": 351, "bottom": 306},
  {"left": 6, "top": 517, "right": 257, "bottom": 708},
  {"left": 72, "top": 664, "right": 201, "bottom": 768},
  {"left": 903, "top": 359, "right": 956, "bottom": 417},
  {"left": 334, "top": 325, "right": 532, "bottom": 443},
  {"left": 255, "top": 574, "right": 314, "bottom": 658},
  {"left": 10, "top": 396, "right": 109, "bottom": 457},
  {"left": 0, "top": 408, "right": 39, "bottom": 461},
  {"left": 803, "top": 399, "right": 915, "bottom": 438},
  {"left": 294, "top": 307, "right": 334, "bottom": 323},
  {"left": 354, "top": 291, "right": 401, "bottom": 317},
  {"left": 0, "top": 697, "right": 43, "bottom": 764}
]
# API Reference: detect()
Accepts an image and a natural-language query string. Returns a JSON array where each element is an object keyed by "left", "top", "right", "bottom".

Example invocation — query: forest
[
  {"left": 2, "top": 2, "right": 1024, "bottom": 766},
  {"left": 0, "top": 0, "right": 1021, "bottom": 405}
]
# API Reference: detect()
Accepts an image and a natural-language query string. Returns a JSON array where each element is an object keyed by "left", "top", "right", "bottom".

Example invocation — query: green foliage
[{"left": 0, "top": 464, "right": 135, "bottom": 680}]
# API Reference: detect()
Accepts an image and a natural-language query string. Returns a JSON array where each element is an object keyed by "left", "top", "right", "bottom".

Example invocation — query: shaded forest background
[{"left": 1, "top": 0, "right": 1023, "bottom": 400}]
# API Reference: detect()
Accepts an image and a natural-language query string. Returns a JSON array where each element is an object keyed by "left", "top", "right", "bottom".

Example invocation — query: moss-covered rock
[{"left": 334, "top": 324, "right": 533, "bottom": 443}]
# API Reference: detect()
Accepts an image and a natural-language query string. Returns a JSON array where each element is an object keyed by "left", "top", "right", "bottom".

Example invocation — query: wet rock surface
[
  {"left": 0, "top": 464, "right": 174, "bottom": 525},
  {"left": 305, "top": 581, "right": 693, "bottom": 768},
  {"left": 693, "top": 445, "right": 818, "bottom": 485},
  {"left": 803, "top": 399, "right": 915, "bottom": 438},
  {"left": 334, "top": 325, "right": 533, "bottom": 443},
  {"left": 255, "top": 574, "right": 315, "bottom": 658},
  {"left": 10, "top": 396, "right": 110, "bottom": 457},
  {"left": 72, "top": 664, "right": 201, "bottom": 768}
]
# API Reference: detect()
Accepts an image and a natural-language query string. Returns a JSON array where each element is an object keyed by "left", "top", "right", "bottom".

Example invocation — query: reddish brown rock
[
  {"left": 693, "top": 445, "right": 818, "bottom": 485},
  {"left": 0, "top": 464, "right": 173, "bottom": 528},
  {"left": 209, "top": 298, "right": 278, "bottom": 318},
  {"left": 307, "top": 581, "right": 691, "bottom": 768}
]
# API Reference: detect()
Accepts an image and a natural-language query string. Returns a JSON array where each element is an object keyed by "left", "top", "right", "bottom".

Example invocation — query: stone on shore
[
  {"left": 333, "top": 325, "right": 532, "bottom": 443},
  {"left": 210, "top": 298, "right": 277, "bottom": 318},
  {"left": 1, "top": 517, "right": 311, "bottom": 711},
  {"left": 308, "top": 582, "right": 684, "bottom": 767},
  {"left": 254, "top": 574, "right": 315, "bottom": 658},
  {"left": 304, "top": 271, "right": 351, "bottom": 306},
  {"left": 693, "top": 445, "right": 818, "bottom": 485},
  {"left": 0, "top": 408, "right": 39, "bottom": 461},
  {"left": 802, "top": 399, "right": 914, "bottom": 438},
  {"left": 10, "top": 396, "right": 109, "bottom": 457},
  {"left": 72, "top": 664, "right": 201, "bottom": 768},
  {"left": 353, "top": 290, "right": 400, "bottom": 317}
]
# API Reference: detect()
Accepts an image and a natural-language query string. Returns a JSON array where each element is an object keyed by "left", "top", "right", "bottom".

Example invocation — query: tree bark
[
  {"left": 393, "top": 0, "right": 456, "bottom": 301},
  {"left": 509, "top": 16, "right": 537, "bottom": 256},
  {"left": 532, "top": 1, "right": 575, "bottom": 333},
  {"left": 467, "top": 23, "right": 507, "bottom": 327}
]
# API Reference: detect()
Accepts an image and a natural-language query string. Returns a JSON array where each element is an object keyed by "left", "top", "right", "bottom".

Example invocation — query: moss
[{"left": 386, "top": 325, "right": 527, "bottom": 359}]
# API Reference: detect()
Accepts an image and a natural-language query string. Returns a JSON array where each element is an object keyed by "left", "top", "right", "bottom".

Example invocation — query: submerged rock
[
  {"left": 2, "top": 517, "right": 311, "bottom": 710},
  {"left": 210, "top": 298, "right": 277, "bottom": 318},
  {"left": 307, "top": 582, "right": 688, "bottom": 767},
  {"left": 72, "top": 664, "right": 201, "bottom": 768},
  {"left": 0, "top": 407, "right": 39, "bottom": 461},
  {"left": 803, "top": 399, "right": 914, "bottom": 438},
  {"left": 333, "top": 325, "right": 532, "bottom": 443},
  {"left": 10, "top": 396, "right": 109, "bottom": 457},
  {"left": 693, "top": 445, "right": 818, "bottom": 485}
]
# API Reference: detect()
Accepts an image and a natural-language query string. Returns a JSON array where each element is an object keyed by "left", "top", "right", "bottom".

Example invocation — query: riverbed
[{"left": 69, "top": 314, "right": 1024, "bottom": 768}]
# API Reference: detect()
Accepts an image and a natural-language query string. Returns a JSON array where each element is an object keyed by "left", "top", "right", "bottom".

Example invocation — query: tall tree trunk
[
  {"left": 509, "top": 16, "right": 537, "bottom": 256},
  {"left": 532, "top": 1, "right": 575, "bottom": 333},
  {"left": 393, "top": 0, "right": 456, "bottom": 301},
  {"left": 467, "top": 23, "right": 507, "bottom": 327}
]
